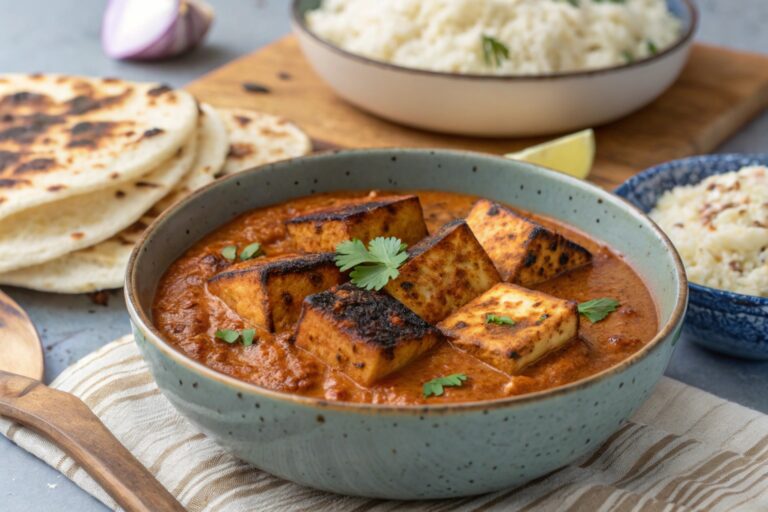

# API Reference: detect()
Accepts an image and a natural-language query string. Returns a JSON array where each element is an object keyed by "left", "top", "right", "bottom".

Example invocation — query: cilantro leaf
[
  {"left": 335, "top": 239, "right": 374, "bottom": 271},
  {"left": 578, "top": 298, "right": 620, "bottom": 323},
  {"left": 647, "top": 40, "right": 658, "bottom": 55},
  {"left": 423, "top": 374, "right": 468, "bottom": 398},
  {"left": 240, "top": 242, "right": 263, "bottom": 261},
  {"left": 486, "top": 313, "right": 516, "bottom": 326},
  {"left": 481, "top": 35, "right": 510, "bottom": 68},
  {"left": 215, "top": 329, "right": 240, "bottom": 344},
  {"left": 241, "top": 328, "right": 256, "bottom": 346},
  {"left": 215, "top": 328, "right": 257, "bottom": 346},
  {"left": 221, "top": 245, "right": 237, "bottom": 261},
  {"left": 368, "top": 237, "right": 409, "bottom": 268},
  {"left": 335, "top": 237, "right": 408, "bottom": 291}
]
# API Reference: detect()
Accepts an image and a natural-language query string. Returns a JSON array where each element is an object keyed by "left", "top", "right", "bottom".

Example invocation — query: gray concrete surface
[{"left": 1, "top": 1, "right": 767, "bottom": 510}]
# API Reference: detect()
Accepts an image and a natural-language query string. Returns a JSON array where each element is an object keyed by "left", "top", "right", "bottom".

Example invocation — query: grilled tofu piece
[
  {"left": 285, "top": 195, "right": 428, "bottom": 253},
  {"left": 466, "top": 199, "right": 592, "bottom": 286},
  {"left": 295, "top": 283, "right": 442, "bottom": 385},
  {"left": 385, "top": 220, "right": 500, "bottom": 324},
  {"left": 208, "top": 253, "right": 345, "bottom": 333},
  {"left": 438, "top": 283, "right": 578, "bottom": 375}
]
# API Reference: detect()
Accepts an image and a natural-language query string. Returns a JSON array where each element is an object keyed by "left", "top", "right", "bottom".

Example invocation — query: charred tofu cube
[
  {"left": 438, "top": 283, "right": 578, "bottom": 374},
  {"left": 385, "top": 220, "right": 500, "bottom": 324},
  {"left": 466, "top": 199, "right": 592, "bottom": 286},
  {"left": 285, "top": 195, "right": 428, "bottom": 253},
  {"left": 208, "top": 253, "right": 345, "bottom": 333},
  {"left": 295, "top": 283, "right": 441, "bottom": 385}
]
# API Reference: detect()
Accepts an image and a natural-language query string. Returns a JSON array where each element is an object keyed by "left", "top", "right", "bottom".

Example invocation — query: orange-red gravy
[{"left": 153, "top": 191, "right": 658, "bottom": 405}]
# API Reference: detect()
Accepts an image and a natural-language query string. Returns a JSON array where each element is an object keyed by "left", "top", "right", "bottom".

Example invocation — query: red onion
[{"left": 102, "top": 0, "right": 214, "bottom": 61}]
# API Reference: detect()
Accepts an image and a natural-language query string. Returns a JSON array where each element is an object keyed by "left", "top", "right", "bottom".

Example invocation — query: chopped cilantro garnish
[
  {"left": 423, "top": 374, "right": 468, "bottom": 398},
  {"left": 221, "top": 245, "right": 237, "bottom": 261},
  {"left": 215, "top": 328, "right": 240, "bottom": 344},
  {"left": 241, "top": 328, "right": 256, "bottom": 346},
  {"left": 486, "top": 313, "right": 516, "bottom": 326},
  {"left": 578, "top": 298, "right": 620, "bottom": 323},
  {"left": 240, "top": 242, "right": 263, "bottom": 261},
  {"left": 482, "top": 35, "right": 510, "bottom": 68},
  {"left": 215, "top": 328, "right": 258, "bottom": 346}
]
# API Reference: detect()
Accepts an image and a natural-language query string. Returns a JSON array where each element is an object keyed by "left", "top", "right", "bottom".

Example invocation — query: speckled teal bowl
[{"left": 126, "top": 149, "right": 687, "bottom": 499}]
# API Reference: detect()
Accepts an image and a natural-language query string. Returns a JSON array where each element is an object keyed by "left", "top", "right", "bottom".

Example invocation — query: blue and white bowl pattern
[{"left": 615, "top": 154, "right": 768, "bottom": 360}]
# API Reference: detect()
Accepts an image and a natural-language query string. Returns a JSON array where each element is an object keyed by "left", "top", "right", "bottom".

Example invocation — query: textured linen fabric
[{"left": 2, "top": 335, "right": 767, "bottom": 512}]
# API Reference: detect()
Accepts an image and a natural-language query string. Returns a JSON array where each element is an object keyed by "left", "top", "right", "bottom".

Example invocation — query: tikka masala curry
[{"left": 153, "top": 190, "right": 658, "bottom": 405}]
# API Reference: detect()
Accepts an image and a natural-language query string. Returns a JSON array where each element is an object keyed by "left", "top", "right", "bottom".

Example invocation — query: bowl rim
[
  {"left": 615, "top": 152, "right": 768, "bottom": 306},
  {"left": 126, "top": 148, "right": 689, "bottom": 415},
  {"left": 290, "top": 0, "right": 698, "bottom": 82}
]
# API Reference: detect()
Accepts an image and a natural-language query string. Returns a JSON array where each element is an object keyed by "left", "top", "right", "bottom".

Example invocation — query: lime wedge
[{"left": 505, "top": 129, "right": 595, "bottom": 179}]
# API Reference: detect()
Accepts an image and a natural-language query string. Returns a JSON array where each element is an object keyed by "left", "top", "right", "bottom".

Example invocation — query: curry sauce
[{"left": 152, "top": 191, "right": 658, "bottom": 405}]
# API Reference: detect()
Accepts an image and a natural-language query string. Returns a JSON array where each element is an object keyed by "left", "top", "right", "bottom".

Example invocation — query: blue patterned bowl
[{"left": 615, "top": 154, "right": 768, "bottom": 360}]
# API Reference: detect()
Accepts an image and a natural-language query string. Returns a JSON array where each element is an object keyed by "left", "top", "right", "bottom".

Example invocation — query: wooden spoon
[{"left": 0, "top": 289, "right": 185, "bottom": 512}]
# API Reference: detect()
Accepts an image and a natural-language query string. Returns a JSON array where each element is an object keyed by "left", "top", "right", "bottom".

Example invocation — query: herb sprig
[
  {"left": 486, "top": 313, "right": 516, "bottom": 326},
  {"left": 215, "top": 328, "right": 257, "bottom": 346},
  {"left": 578, "top": 298, "right": 620, "bottom": 323},
  {"left": 482, "top": 35, "right": 510, "bottom": 68},
  {"left": 335, "top": 237, "right": 408, "bottom": 291},
  {"left": 423, "top": 374, "right": 468, "bottom": 398}
]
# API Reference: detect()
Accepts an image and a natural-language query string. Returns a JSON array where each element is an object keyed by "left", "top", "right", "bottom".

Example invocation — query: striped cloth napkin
[{"left": 2, "top": 335, "right": 767, "bottom": 512}]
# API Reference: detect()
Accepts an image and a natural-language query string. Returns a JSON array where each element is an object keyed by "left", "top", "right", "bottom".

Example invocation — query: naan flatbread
[
  {"left": 155, "top": 103, "right": 228, "bottom": 211},
  {"left": 218, "top": 108, "right": 312, "bottom": 176},
  {"left": 0, "top": 107, "right": 312, "bottom": 292},
  {"left": 0, "top": 132, "right": 197, "bottom": 273},
  {"left": 0, "top": 104, "right": 228, "bottom": 292},
  {"left": 0, "top": 74, "right": 197, "bottom": 219}
]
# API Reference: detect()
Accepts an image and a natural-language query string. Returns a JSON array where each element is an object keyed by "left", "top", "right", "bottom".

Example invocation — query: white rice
[
  {"left": 306, "top": 0, "right": 682, "bottom": 75},
  {"left": 650, "top": 166, "right": 768, "bottom": 297}
]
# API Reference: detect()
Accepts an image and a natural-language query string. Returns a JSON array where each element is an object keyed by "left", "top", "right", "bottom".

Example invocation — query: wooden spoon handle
[{"left": 0, "top": 371, "right": 185, "bottom": 512}]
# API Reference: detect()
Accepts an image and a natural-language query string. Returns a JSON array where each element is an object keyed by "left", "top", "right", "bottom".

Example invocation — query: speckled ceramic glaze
[
  {"left": 126, "top": 150, "right": 687, "bottom": 499},
  {"left": 616, "top": 154, "right": 768, "bottom": 360}
]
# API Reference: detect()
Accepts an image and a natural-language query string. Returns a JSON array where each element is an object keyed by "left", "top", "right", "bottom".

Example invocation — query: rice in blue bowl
[{"left": 615, "top": 154, "right": 768, "bottom": 360}]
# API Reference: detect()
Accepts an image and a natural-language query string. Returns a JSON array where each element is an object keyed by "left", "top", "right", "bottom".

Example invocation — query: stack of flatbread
[{"left": 0, "top": 74, "right": 311, "bottom": 293}]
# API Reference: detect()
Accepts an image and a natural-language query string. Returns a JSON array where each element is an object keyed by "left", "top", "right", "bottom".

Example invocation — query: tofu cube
[
  {"left": 295, "top": 283, "right": 442, "bottom": 385},
  {"left": 208, "top": 253, "right": 344, "bottom": 333},
  {"left": 385, "top": 220, "right": 500, "bottom": 324},
  {"left": 285, "top": 195, "right": 428, "bottom": 253},
  {"left": 437, "top": 283, "right": 578, "bottom": 374},
  {"left": 466, "top": 199, "right": 592, "bottom": 286}
]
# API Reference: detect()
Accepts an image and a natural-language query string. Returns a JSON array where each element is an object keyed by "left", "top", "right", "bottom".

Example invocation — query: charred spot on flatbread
[
  {"left": 228, "top": 142, "right": 254, "bottom": 159},
  {"left": 14, "top": 158, "right": 57, "bottom": 175},
  {"left": 67, "top": 121, "right": 124, "bottom": 149}
]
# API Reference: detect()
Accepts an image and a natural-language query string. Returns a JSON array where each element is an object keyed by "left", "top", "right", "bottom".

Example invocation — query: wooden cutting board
[{"left": 188, "top": 36, "right": 768, "bottom": 189}]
